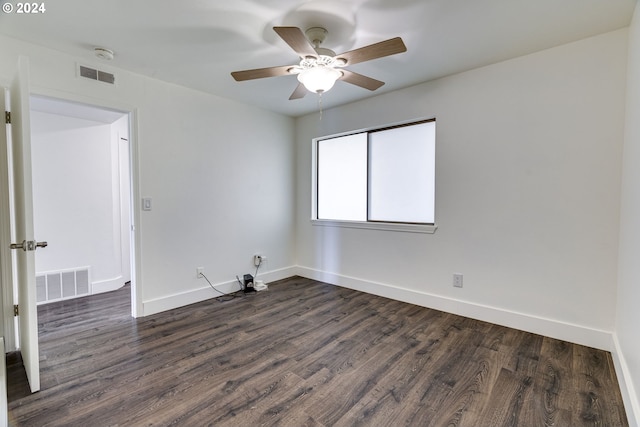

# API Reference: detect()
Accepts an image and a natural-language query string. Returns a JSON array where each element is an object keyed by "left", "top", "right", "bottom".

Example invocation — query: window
[{"left": 312, "top": 119, "right": 436, "bottom": 233}]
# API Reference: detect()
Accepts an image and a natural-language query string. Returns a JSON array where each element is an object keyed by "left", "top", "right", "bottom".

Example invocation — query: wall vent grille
[
  {"left": 36, "top": 267, "right": 91, "bottom": 305},
  {"left": 78, "top": 65, "right": 115, "bottom": 85}
]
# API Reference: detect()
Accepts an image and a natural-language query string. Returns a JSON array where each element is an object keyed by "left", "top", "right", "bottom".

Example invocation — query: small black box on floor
[{"left": 243, "top": 274, "right": 255, "bottom": 292}]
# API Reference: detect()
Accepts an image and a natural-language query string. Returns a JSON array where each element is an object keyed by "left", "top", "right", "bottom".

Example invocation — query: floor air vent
[
  {"left": 78, "top": 65, "right": 115, "bottom": 84},
  {"left": 36, "top": 267, "right": 91, "bottom": 304}
]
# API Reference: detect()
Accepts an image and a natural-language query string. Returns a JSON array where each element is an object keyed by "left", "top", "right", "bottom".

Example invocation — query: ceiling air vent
[{"left": 78, "top": 65, "right": 115, "bottom": 85}]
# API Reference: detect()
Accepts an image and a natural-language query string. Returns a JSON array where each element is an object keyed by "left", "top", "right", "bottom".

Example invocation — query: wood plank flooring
[{"left": 6, "top": 276, "right": 629, "bottom": 426}]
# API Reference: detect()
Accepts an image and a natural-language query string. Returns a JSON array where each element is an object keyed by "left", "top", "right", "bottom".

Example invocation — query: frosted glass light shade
[{"left": 297, "top": 66, "right": 342, "bottom": 93}]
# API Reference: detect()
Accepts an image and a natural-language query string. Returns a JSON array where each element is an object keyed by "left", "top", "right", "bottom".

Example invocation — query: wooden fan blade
[
  {"left": 336, "top": 37, "right": 407, "bottom": 66},
  {"left": 274, "top": 27, "right": 318, "bottom": 58},
  {"left": 339, "top": 69, "right": 385, "bottom": 91},
  {"left": 289, "top": 83, "right": 308, "bottom": 100},
  {"left": 231, "top": 65, "right": 294, "bottom": 81}
]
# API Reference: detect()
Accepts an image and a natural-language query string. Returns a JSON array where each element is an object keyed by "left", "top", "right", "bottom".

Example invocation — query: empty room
[{"left": 0, "top": 0, "right": 639, "bottom": 425}]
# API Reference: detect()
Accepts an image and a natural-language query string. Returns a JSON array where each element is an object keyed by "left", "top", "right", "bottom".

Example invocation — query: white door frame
[
  {"left": 1, "top": 88, "right": 143, "bottom": 351},
  {"left": 34, "top": 90, "right": 143, "bottom": 318},
  {"left": 0, "top": 86, "right": 17, "bottom": 352}
]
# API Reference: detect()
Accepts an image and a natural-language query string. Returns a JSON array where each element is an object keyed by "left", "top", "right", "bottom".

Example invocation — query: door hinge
[
  {"left": 5, "top": 111, "right": 10, "bottom": 124},
  {"left": 13, "top": 304, "right": 18, "bottom": 317}
]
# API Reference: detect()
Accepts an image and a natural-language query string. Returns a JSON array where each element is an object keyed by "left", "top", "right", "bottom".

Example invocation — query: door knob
[{"left": 10, "top": 240, "right": 48, "bottom": 251}]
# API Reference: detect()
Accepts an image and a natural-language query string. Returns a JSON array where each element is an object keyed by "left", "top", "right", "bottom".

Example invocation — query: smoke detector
[{"left": 94, "top": 47, "right": 114, "bottom": 61}]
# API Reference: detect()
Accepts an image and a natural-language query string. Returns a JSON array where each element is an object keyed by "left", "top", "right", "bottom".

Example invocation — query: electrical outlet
[
  {"left": 254, "top": 254, "right": 266, "bottom": 267},
  {"left": 453, "top": 273, "right": 463, "bottom": 288},
  {"left": 196, "top": 267, "right": 204, "bottom": 278}
]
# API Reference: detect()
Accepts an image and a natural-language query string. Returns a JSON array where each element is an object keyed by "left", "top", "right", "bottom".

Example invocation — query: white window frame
[{"left": 311, "top": 118, "right": 437, "bottom": 234}]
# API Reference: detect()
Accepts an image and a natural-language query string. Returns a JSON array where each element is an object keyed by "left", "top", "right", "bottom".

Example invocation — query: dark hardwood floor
[{"left": 6, "top": 276, "right": 628, "bottom": 426}]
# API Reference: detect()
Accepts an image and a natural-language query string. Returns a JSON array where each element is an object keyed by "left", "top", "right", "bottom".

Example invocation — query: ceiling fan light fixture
[
  {"left": 231, "top": 26, "right": 407, "bottom": 100},
  {"left": 297, "top": 65, "right": 342, "bottom": 93}
]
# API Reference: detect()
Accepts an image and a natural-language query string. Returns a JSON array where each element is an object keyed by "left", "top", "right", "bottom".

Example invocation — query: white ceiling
[{"left": 0, "top": 0, "right": 635, "bottom": 117}]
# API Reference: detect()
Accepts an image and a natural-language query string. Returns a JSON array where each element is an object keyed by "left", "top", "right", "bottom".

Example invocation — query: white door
[{"left": 6, "top": 56, "right": 42, "bottom": 393}]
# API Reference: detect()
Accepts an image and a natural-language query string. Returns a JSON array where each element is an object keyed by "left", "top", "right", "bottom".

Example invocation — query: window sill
[{"left": 310, "top": 219, "right": 437, "bottom": 234}]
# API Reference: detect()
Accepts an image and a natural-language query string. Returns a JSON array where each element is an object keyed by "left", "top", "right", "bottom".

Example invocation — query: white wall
[
  {"left": 616, "top": 0, "right": 640, "bottom": 422},
  {"left": 31, "top": 110, "right": 129, "bottom": 295},
  {"left": 0, "top": 34, "right": 296, "bottom": 315},
  {"left": 296, "top": 29, "right": 627, "bottom": 349}
]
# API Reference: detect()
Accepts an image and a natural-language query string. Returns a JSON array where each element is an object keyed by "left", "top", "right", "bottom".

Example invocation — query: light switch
[{"left": 142, "top": 197, "right": 152, "bottom": 211}]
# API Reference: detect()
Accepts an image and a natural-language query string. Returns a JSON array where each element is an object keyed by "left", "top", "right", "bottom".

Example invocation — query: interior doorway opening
[{"left": 28, "top": 96, "right": 133, "bottom": 310}]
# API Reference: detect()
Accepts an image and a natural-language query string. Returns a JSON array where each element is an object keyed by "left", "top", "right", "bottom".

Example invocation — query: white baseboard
[
  {"left": 612, "top": 334, "right": 640, "bottom": 427},
  {"left": 92, "top": 275, "right": 128, "bottom": 295},
  {"left": 295, "top": 266, "right": 613, "bottom": 351},
  {"left": 141, "top": 266, "right": 297, "bottom": 316}
]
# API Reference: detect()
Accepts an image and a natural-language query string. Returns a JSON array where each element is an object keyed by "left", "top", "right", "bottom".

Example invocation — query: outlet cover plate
[{"left": 453, "top": 273, "right": 463, "bottom": 288}]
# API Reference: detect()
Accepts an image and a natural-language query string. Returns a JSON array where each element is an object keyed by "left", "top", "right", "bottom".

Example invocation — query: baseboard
[
  {"left": 295, "top": 266, "right": 613, "bottom": 351},
  {"left": 143, "top": 266, "right": 614, "bottom": 349},
  {"left": 141, "top": 266, "right": 297, "bottom": 316},
  {"left": 612, "top": 334, "right": 640, "bottom": 427},
  {"left": 92, "top": 275, "right": 128, "bottom": 295}
]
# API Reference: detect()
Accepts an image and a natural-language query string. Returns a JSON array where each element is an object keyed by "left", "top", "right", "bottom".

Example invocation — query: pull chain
[{"left": 318, "top": 91, "right": 323, "bottom": 122}]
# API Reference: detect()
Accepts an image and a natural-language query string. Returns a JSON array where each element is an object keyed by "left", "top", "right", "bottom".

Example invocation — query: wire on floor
[{"left": 201, "top": 272, "right": 241, "bottom": 302}]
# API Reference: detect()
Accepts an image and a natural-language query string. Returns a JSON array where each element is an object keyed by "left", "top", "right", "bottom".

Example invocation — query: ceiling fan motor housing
[{"left": 306, "top": 27, "right": 328, "bottom": 47}]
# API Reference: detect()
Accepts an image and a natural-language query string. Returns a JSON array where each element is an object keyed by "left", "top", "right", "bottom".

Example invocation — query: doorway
[
  {"left": 2, "top": 84, "right": 142, "bottom": 400},
  {"left": 28, "top": 96, "right": 133, "bottom": 309}
]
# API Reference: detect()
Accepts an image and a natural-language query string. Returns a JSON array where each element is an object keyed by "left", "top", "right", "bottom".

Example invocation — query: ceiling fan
[{"left": 231, "top": 26, "right": 407, "bottom": 100}]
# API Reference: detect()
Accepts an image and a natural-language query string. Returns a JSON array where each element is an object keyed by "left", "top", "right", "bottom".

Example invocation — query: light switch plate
[{"left": 142, "top": 197, "right": 152, "bottom": 211}]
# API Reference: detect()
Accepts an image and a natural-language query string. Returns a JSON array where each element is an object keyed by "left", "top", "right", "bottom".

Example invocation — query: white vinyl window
[{"left": 313, "top": 119, "right": 436, "bottom": 233}]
